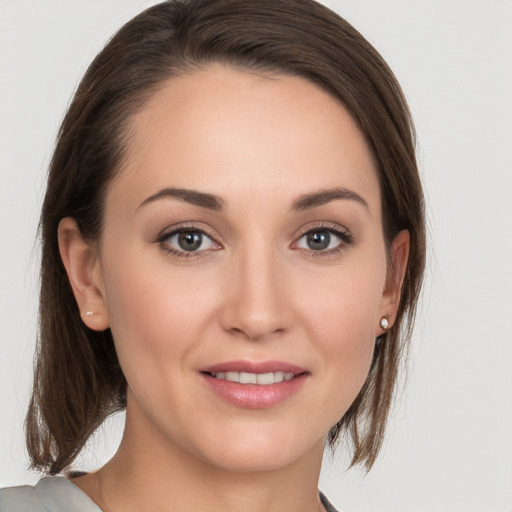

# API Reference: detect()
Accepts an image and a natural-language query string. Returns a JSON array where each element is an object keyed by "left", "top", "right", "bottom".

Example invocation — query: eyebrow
[
  {"left": 138, "top": 188, "right": 224, "bottom": 210},
  {"left": 138, "top": 186, "right": 368, "bottom": 212},
  {"left": 292, "top": 187, "right": 369, "bottom": 212}
]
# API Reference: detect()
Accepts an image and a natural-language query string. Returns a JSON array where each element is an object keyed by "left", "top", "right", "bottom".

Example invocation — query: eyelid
[
  {"left": 291, "top": 221, "right": 353, "bottom": 254},
  {"left": 156, "top": 221, "right": 219, "bottom": 241},
  {"left": 155, "top": 222, "right": 222, "bottom": 256},
  {"left": 154, "top": 220, "right": 352, "bottom": 258}
]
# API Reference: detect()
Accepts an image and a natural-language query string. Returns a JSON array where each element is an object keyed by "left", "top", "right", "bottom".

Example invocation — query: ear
[
  {"left": 58, "top": 217, "right": 109, "bottom": 331},
  {"left": 377, "top": 229, "right": 410, "bottom": 336}
]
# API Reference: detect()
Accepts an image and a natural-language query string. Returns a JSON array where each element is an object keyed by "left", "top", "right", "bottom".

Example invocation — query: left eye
[
  {"left": 296, "top": 229, "right": 343, "bottom": 251},
  {"left": 164, "top": 230, "right": 216, "bottom": 253}
]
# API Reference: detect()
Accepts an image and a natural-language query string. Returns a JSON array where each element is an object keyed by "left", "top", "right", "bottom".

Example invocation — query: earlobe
[
  {"left": 57, "top": 217, "right": 110, "bottom": 331},
  {"left": 377, "top": 229, "right": 410, "bottom": 334}
]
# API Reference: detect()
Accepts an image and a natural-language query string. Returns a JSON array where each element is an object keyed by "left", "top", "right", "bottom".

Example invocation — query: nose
[{"left": 219, "top": 245, "right": 292, "bottom": 341}]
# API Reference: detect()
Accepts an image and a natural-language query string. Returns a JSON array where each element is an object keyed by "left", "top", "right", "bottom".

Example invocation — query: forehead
[{"left": 109, "top": 65, "right": 380, "bottom": 215}]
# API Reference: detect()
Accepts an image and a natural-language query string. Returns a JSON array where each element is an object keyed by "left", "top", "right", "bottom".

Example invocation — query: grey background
[{"left": 1, "top": 1, "right": 511, "bottom": 510}]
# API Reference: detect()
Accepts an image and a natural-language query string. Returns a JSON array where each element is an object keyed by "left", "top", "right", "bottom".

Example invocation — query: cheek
[
  {"left": 100, "top": 247, "right": 227, "bottom": 391},
  {"left": 299, "top": 254, "right": 386, "bottom": 343},
  {"left": 295, "top": 255, "right": 386, "bottom": 411},
  {"left": 101, "top": 252, "right": 202, "bottom": 374}
]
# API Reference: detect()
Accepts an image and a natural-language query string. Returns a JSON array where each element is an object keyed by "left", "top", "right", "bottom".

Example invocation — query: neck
[{"left": 73, "top": 399, "right": 326, "bottom": 512}]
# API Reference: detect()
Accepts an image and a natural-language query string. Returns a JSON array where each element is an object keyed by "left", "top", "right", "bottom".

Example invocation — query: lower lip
[{"left": 201, "top": 373, "right": 308, "bottom": 409}]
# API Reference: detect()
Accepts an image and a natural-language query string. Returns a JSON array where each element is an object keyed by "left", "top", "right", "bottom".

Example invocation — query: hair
[{"left": 26, "top": 0, "right": 426, "bottom": 475}]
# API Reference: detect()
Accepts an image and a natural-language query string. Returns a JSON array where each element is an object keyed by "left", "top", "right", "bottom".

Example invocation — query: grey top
[
  {"left": 0, "top": 477, "right": 101, "bottom": 511},
  {"left": 0, "top": 476, "right": 339, "bottom": 511}
]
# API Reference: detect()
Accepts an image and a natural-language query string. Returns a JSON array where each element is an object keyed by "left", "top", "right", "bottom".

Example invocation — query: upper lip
[{"left": 200, "top": 360, "right": 307, "bottom": 375}]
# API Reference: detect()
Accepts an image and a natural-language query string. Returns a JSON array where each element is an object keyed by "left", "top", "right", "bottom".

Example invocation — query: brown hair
[{"left": 27, "top": 0, "right": 426, "bottom": 474}]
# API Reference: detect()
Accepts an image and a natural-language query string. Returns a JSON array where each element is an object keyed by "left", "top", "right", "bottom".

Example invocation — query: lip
[
  {"left": 201, "top": 360, "right": 307, "bottom": 374},
  {"left": 200, "top": 360, "right": 309, "bottom": 409}
]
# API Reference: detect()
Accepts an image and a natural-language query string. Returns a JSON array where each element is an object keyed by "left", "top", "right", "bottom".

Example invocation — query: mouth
[
  {"left": 204, "top": 370, "right": 297, "bottom": 385},
  {"left": 199, "top": 361, "right": 308, "bottom": 409}
]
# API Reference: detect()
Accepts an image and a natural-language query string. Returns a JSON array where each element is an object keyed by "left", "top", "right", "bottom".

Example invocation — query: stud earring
[
  {"left": 379, "top": 316, "right": 389, "bottom": 330},
  {"left": 85, "top": 311, "right": 94, "bottom": 317}
]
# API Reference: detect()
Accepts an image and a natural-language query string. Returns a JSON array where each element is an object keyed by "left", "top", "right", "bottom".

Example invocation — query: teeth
[
  {"left": 240, "top": 372, "right": 257, "bottom": 384},
  {"left": 211, "top": 371, "right": 296, "bottom": 385},
  {"left": 226, "top": 371, "right": 238, "bottom": 382},
  {"left": 257, "top": 372, "right": 274, "bottom": 385},
  {"left": 274, "top": 371, "right": 284, "bottom": 383}
]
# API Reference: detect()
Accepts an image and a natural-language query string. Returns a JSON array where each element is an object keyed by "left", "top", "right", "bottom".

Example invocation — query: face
[{"left": 68, "top": 65, "right": 405, "bottom": 473}]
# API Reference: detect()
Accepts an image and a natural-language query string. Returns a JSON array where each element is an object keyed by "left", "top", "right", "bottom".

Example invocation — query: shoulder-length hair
[{"left": 27, "top": 0, "right": 426, "bottom": 475}]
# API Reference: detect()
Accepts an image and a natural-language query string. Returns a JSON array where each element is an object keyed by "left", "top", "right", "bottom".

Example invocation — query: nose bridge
[{"left": 221, "top": 237, "right": 290, "bottom": 340}]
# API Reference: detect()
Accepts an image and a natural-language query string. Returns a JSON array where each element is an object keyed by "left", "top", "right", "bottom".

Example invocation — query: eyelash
[
  {"left": 155, "top": 222, "right": 353, "bottom": 259},
  {"left": 295, "top": 222, "right": 353, "bottom": 258},
  {"left": 155, "top": 222, "right": 218, "bottom": 259}
]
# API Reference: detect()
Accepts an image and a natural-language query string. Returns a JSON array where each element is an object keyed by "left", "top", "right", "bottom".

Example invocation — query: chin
[
  {"left": 195, "top": 426, "right": 324, "bottom": 474},
  {"left": 207, "top": 449, "right": 301, "bottom": 474}
]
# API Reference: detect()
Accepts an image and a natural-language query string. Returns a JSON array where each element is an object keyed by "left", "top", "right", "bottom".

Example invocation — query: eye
[
  {"left": 295, "top": 225, "right": 352, "bottom": 253},
  {"left": 297, "top": 230, "right": 340, "bottom": 251},
  {"left": 159, "top": 227, "right": 218, "bottom": 256}
]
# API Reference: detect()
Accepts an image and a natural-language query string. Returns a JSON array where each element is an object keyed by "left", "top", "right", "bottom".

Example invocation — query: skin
[{"left": 58, "top": 65, "right": 409, "bottom": 512}]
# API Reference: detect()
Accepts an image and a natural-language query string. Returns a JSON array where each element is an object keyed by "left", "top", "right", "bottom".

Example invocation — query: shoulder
[
  {"left": 0, "top": 483, "right": 41, "bottom": 511},
  {"left": 0, "top": 476, "right": 102, "bottom": 511}
]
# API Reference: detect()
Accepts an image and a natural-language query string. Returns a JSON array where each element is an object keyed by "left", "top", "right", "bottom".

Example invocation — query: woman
[{"left": 0, "top": 0, "right": 425, "bottom": 510}]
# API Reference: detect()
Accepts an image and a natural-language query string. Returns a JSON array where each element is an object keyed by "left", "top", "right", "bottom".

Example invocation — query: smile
[
  {"left": 209, "top": 371, "right": 296, "bottom": 385},
  {"left": 200, "top": 361, "right": 308, "bottom": 408}
]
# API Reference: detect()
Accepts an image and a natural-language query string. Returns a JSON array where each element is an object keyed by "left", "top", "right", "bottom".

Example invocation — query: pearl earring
[
  {"left": 379, "top": 317, "right": 389, "bottom": 330},
  {"left": 85, "top": 311, "right": 94, "bottom": 317}
]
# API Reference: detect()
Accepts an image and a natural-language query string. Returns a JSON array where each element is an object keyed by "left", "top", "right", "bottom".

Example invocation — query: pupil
[
  {"left": 307, "top": 231, "right": 330, "bottom": 250},
  {"left": 178, "top": 231, "right": 202, "bottom": 251}
]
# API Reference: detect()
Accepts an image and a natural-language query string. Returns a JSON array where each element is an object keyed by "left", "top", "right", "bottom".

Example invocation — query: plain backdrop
[{"left": 1, "top": 1, "right": 511, "bottom": 511}]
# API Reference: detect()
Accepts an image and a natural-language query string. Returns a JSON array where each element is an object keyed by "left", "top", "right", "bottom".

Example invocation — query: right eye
[{"left": 158, "top": 226, "right": 220, "bottom": 258}]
